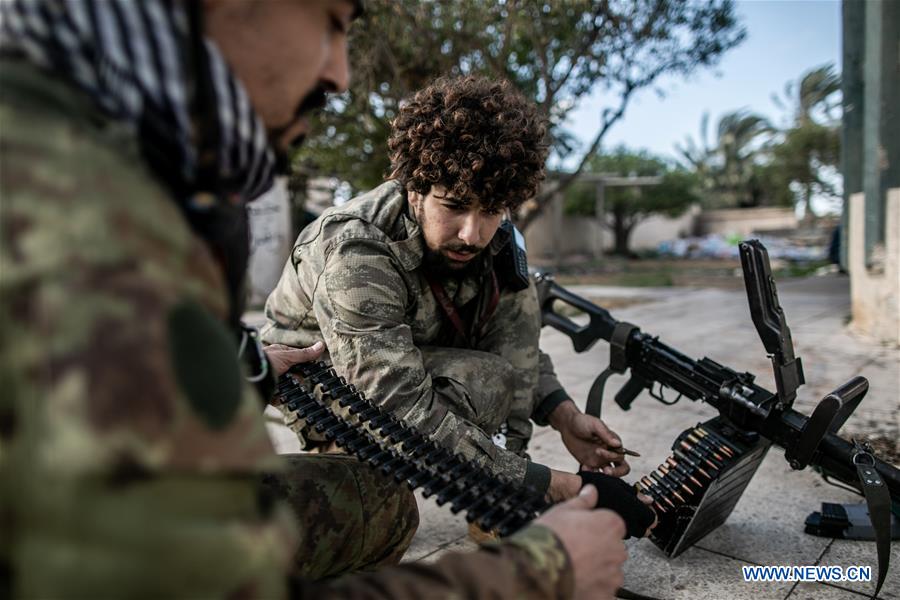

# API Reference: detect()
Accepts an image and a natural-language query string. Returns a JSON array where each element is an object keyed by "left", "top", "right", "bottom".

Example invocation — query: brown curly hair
[{"left": 387, "top": 75, "right": 548, "bottom": 212}]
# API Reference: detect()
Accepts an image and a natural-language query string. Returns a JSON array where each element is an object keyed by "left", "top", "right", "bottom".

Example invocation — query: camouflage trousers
[
  {"left": 421, "top": 346, "right": 528, "bottom": 450},
  {"left": 262, "top": 454, "right": 419, "bottom": 581}
]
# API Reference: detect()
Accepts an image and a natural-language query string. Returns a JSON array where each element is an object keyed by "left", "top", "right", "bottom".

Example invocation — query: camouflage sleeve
[
  {"left": 313, "top": 239, "right": 533, "bottom": 485},
  {"left": 297, "top": 524, "right": 574, "bottom": 600},
  {"left": 531, "top": 350, "right": 571, "bottom": 427},
  {"left": 477, "top": 281, "right": 568, "bottom": 431},
  {"left": 1, "top": 79, "right": 294, "bottom": 598}
]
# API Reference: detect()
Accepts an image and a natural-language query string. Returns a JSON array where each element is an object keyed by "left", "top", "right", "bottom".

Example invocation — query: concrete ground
[{"left": 263, "top": 274, "right": 899, "bottom": 600}]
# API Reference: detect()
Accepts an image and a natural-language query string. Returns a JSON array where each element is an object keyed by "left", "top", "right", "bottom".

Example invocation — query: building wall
[
  {"left": 524, "top": 200, "right": 796, "bottom": 261},
  {"left": 841, "top": 0, "right": 899, "bottom": 345},
  {"left": 696, "top": 207, "right": 797, "bottom": 236},
  {"left": 247, "top": 177, "right": 293, "bottom": 308},
  {"left": 848, "top": 189, "right": 900, "bottom": 345}
]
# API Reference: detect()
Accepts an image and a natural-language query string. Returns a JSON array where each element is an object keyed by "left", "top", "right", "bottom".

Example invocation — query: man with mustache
[
  {"left": 263, "top": 75, "right": 635, "bottom": 509},
  {"left": 1, "top": 1, "right": 634, "bottom": 599}
]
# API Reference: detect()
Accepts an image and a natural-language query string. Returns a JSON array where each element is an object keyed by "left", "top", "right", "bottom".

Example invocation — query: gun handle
[
  {"left": 615, "top": 374, "right": 648, "bottom": 411},
  {"left": 787, "top": 376, "right": 869, "bottom": 470}
]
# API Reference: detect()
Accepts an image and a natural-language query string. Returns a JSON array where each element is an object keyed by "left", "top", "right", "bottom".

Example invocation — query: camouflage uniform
[
  {"left": 0, "top": 61, "right": 574, "bottom": 599},
  {"left": 263, "top": 181, "right": 570, "bottom": 494}
]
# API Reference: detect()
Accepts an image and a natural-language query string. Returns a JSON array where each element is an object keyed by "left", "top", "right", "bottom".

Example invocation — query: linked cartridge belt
[{"left": 275, "top": 361, "right": 549, "bottom": 536}]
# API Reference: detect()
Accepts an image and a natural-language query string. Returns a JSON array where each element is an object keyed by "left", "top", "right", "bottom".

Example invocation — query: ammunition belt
[{"left": 275, "top": 362, "right": 548, "bottom": 536}]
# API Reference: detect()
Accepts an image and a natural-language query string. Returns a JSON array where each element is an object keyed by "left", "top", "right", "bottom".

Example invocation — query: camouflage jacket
[
  {"left": 0, "top": 61, "right": 573, "bottom": 599},
  {"left": 262, "top": 181, "right": 569, "bottom": 492}
]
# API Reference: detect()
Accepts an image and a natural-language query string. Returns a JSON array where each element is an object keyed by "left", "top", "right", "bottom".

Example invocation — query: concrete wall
[
  {"left": 524, "top": 201, "right": 792, "bottom": 261},
  {"left": 696, "top": 207, "right": 797, "bottom": 236},
  {"left": 848, "top": 189, "right": 900, "bottom": 345},
  {"left": 630, "top": 206, "right": 700, "bottom": 249},
  {"left": 247, "top": 177, "right": 292, "bottom": 307},
  {"left": 525, "top": 212, "right": 606, "bottom": 259}
]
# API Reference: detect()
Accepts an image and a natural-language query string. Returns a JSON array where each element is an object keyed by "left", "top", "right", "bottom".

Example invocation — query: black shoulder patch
[{"left": 167, "top": 300, "right": 242, "bottom": 430}]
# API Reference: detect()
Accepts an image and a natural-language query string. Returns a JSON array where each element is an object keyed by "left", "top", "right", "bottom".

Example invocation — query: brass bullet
[
  {"left": 650, "top": 471, "right": 686, "bottom": 504},
  {"left": 642, "top": 476, "right": 675, "bottom": 508},
  {"left": 686, "top": 433, "right": 727, "bottom": 462},
  {"left": 672, "top": 449, "right": 714, "bottom": 479},
  {"left": 609, "top": 446, "right": 641, "bottom": 458},
  {"left": 666, "top": 456, "right": 704, "bottom": 488},
  {"left": 679, "top": 440, "right": 721, "bottom": 470},
  {"left": 659, "top": 465, "right": 696, "bottom": 496},
  {"left": 696, "top": 426, "right": 739, "bottom": 455}
]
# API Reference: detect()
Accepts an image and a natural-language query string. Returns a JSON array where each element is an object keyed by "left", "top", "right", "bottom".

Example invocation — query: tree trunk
[
  {"left": 801, "top": 182, "right": 817, "bottom": 226},
  {"left": 612, "top": 218, "right": 634, "bottom": 257}
]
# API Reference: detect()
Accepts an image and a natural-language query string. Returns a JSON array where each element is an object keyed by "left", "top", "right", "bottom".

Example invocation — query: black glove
[{"left": 578, "top": 470, "right": 655, "bottom": 539}]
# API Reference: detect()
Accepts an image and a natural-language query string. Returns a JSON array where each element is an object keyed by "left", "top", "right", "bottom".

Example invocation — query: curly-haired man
[{"left": 263, "top": 75, "right": 634, "bottom": 506}]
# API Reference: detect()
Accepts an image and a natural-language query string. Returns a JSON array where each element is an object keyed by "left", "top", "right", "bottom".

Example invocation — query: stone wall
[{"left": 848, "top": 188, "right": 900, "bottom": 346}]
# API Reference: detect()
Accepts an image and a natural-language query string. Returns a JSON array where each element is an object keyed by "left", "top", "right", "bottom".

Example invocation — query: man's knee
[
  {"left": 420, "top": 346, "right": 517, "bottom": 429},
  {"left": 263, "top": 454, "right": 419, "bottom": 579}
]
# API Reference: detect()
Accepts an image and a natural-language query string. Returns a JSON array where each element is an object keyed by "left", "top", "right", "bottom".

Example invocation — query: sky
[{"left": 562, "top": 0, "right": 842, "bottom": 165}]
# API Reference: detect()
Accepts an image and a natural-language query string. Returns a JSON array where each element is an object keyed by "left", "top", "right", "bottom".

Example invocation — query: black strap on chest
[{"left": 425, "top": 270, "right": 500, "bottom": 348}]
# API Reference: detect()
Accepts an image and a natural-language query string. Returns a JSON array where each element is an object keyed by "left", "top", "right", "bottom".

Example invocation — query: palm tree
[
  {"left": 771, "top": 64, "right": 842, "bottom": 223},
  {"left": 774, "top": 63, "right": 841, "bottom": 127},
  {"left": 678, "top": 110, "right": 774, "bottom": 208}
]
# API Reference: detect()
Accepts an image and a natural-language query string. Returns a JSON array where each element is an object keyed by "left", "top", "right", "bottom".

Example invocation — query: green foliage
[
  {"left": 677, "top": 63, "right": 841, "bottom": 215},
  {"left": 677, "top": 110, "right": 786, "bottom": 208},
  {"left": 564, "top": 147, "right": 699, "bottom": 256},
  {"left": 769, "top": 64, "right": 842, "bottom": 220},
  {"left": 294, "top": 0, "right": 746, "bottom": 209}
]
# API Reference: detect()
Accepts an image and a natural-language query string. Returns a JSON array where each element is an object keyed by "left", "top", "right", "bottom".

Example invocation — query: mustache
[
  {"left": 268, "top": 85, "right": 329, "bottom": 143},
  {"left": 296, "top": 85, "right": 328, "bottom": 118},
  {"left": 442, "top": 243, "right": 484, "bottom": 255},
  {"left": 268, "top": 85, "right": 329, "bottom": 174}
]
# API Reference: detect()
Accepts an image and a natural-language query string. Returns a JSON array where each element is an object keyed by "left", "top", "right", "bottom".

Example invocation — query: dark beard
[
  {"left": 422, "top": 246, "right": 484, "bottom": 278},
  {"left": 267, "top": 85, "right": 327, "bottom": 175}
]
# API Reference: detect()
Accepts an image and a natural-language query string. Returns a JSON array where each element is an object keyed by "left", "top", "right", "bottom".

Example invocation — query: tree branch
[
  {"left": 546, "top": 2, "right": 607, "bottom": 101},
  {"left": 518, "top": 80, "right": 636, "bottom": 230}
]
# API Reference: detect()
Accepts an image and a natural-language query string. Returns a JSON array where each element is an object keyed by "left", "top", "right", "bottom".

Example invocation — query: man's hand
[
  {"left": 263, "top": 341, "right": 325, "bottom": 377},
  {"left": 549, "top": 400, "right": 630, "bottom": 477},
  {"left": 548, "top": 469, "right": 583, "bottom": 503},
  {"left": 535, "top": 485, "right": 627, "bottom": 600}
]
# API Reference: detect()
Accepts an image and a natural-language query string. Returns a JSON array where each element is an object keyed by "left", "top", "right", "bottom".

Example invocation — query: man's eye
[
  {"left": 329, "top": 14, "right": 348, "bottom": 35},
  {"left": 443, "top": 204, "right": 467, "bottom": 212}
]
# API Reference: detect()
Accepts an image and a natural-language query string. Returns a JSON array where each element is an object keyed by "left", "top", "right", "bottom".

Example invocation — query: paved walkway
[{"left": 263, "top": 274, "right": 899, "bottom": 599}]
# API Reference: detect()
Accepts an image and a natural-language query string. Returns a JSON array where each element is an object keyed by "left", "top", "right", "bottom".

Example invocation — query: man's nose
[
  {"left": 457, "top": 212, "right": 483, "bottom": 246},
  {"left": 321, "top": 37, "right": 350, "bottom": 93}
]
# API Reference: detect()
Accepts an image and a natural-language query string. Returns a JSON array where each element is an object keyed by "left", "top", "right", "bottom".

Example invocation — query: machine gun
[{"left": 535, "top": 239, "right": 897, "bottom": 595}]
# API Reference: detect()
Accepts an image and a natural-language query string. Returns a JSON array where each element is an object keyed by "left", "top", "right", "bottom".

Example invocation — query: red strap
[
  {"left": 426, "top": 276, "right": 468, "bottom": 340},
  {"left": 479, "top": 270, "right": 501, "bottom": 339},
  {"left": 426, "top": 271, "right": 500, "bottom": 347}
]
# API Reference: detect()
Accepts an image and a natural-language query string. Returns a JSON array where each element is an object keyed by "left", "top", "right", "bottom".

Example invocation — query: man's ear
[{"left": 408, "top": 190, "right": 424, "bottom": 211}]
